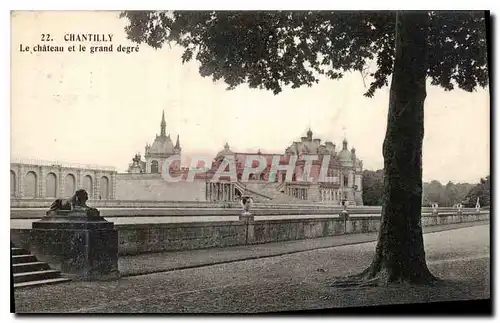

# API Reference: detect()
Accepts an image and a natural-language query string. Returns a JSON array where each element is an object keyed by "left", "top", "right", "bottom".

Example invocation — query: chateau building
[
  {"left": 123, "top": 111, "right": 363, "bottom": 205},
  {"left": 128, "top": 111, "right": 181, "bottom": 174},
  {"left": 283, "top": 128, "right": 363, "bottom": 205},
  {"left": 11, "top": 113, "right": 363, "bottom": 205},
  {"left": 210, "top": 129, "right": 364, "bottom": 205}
]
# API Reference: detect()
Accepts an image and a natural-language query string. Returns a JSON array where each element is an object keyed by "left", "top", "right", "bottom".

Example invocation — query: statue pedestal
[
  {"left": 239, "top": 212, "right": 254, "bottom": 222},
  {"left": 239, "top": 212, "right": 255, "bottom": 244},
  {"left": 30, "top": 209, "right": 120, "bottom": 281},
  {"left": 339, "top": 210, "right": 349, "bottom": 220}
]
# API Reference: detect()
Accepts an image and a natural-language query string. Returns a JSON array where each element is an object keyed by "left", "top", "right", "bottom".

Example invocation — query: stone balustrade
[{"left": 10, "top": 204, "right": 483, "bottom": 219}]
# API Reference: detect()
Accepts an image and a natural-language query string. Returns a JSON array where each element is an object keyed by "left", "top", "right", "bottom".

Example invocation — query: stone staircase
[
  {"left": 11, "top": 245, "right": 70, "bottom": 289},
  {"left": 243, "top": 181, "right": 313, "bottom": 204}
]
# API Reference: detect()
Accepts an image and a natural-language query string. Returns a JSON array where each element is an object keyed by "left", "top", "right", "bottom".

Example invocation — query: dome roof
[
  {"left": 149, "top": 135, "right": 175, "bottom": 154},
  {"left": 337, "top": 137, "right": 353, "bottom": 166},
  {"left": 216, "top": 143, "right": 234, "bottom": 159},
  {"left": 337, "top": 149, "right": 352, "bottom": 161},
  {"left": 337, "top": 149, "right": 353, "bottom": 166}
]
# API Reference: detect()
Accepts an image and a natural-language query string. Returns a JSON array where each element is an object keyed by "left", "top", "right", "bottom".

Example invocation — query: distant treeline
[{"left": 362, "top": 170, "right": 490, "bottom": 208}]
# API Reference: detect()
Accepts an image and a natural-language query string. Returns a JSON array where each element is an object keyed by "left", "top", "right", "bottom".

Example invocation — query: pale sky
[{"left": 10, "top": 11, "right": 490, "bottom": 183}]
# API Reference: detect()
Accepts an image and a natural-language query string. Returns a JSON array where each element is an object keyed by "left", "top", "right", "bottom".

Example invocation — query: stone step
[
  {"left": 14, "top": 277, "right": 71, "bottom": 289},
  {"left": 11, "top": 247, "right": 29, "bottom": 256},
  {"left": 12, "top": 261, "right": 50, "bottom": 274},
  {"left": 11, "top": 243, "right": 71, "bottom": 288},
  {"left": 13, "top": 269, "right": 61, "bottom": 284},
  {"left": 12, "top": 254, "right": 38, "bottom": 264}
]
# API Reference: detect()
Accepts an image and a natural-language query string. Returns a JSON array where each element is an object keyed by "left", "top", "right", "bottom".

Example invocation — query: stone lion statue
[{"left": 48, "top": 189, "right": 90, "bottom": 212}]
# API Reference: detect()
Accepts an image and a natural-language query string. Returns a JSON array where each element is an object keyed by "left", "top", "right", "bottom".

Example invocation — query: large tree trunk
[
  {"left": 334, "top": 12, "right": 437, "bottom": 286},
  {"left": 363, "top": 11, "right": 436, "bottom": 284}
]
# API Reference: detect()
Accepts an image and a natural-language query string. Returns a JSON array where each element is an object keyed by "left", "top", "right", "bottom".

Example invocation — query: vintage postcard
[{"left": 10, "top": 10, "right": 490, "bottom": 314}]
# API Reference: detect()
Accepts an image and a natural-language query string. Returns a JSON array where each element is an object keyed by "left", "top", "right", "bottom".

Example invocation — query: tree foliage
[
  {"left": 422, "top": 180, "right": 476, "bottom": 207},
  {"left": 121, "top": 11, "right": 488, "bottom": 96},
  {"left": 362, "top": 169, "right": 384, "bottom": 206},
  {"left": 363, "top": 169, "right": 477, "bottom": 207},
  {"left": 463, "top": 175, "right": 491, "bottom": 207}
]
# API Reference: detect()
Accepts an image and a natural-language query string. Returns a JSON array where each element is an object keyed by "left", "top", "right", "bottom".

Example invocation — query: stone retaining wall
[{"left": 10, "top": 211, "right": 489, "bottom": 256}]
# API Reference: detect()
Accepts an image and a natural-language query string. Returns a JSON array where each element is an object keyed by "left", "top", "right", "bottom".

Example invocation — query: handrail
[
  {"left": 276, "top": 182, "right": 285, "bottom": 191},
  {"left": 235, "top": 180, "right": 273, "bottom": 200}
]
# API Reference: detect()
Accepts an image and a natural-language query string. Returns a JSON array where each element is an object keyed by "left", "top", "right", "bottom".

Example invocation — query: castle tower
[{"left": 144, "top": 111, "right": 179, "bottom": 174}]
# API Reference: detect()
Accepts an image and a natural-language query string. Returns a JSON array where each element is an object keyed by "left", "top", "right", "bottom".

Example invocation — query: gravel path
[
  {"left": 119, "top": 220, "right": 489, "bottom": 276},
  {"left": 13, "top": 223, "right": 490, "bottom": 313}
]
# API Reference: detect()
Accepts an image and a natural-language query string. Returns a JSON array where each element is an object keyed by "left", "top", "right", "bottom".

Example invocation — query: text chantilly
[{"left": 64, "top": 34, "right": 113, "bottom": 42}]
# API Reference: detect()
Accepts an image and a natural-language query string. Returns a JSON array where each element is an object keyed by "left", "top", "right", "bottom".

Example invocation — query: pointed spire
[
  {"left": 160, "top": 110, "right": 166, "bottom": 137},
  {"left": 175, "top": 134, "right": 180, "bottom": 148}
]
